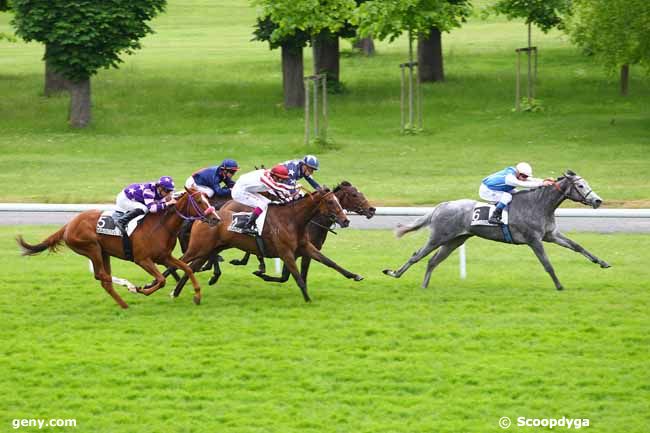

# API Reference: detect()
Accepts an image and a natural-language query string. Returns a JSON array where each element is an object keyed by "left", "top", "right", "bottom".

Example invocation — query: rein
[
  {"left": 309, "top": 218, "right": 338, "bottom": 235},
  {"left": 174, "top": 192, "right": 215, "bottom": 222},
  {"left": 554, "top": 176, "right": 593, "bottom": 205}
]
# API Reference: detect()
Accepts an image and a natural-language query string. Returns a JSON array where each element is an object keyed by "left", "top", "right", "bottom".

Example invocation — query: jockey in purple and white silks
[
  {"left": 231, "top": 165, "right": 296, "bottom": 234},
  {"left": 115, "top": 176, "right": 176, "bottom": 232},
  {"left": 184, "top": 159, "right": 239, "bottom": 198},
  {"left": 479, "top": 162, "right": 554, "bottom": 224},
  {"left": 281, "top": 155, "right": 321, "bottom": 192}
]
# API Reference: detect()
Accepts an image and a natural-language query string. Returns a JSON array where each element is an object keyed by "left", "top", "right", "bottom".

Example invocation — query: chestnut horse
[
  {"left": 229, "top": 181, "right": 376, "bottom": 283},
  {"left": 16, "top": 188, "right": 220, "bottom": 308},
  {"left": 171, "top": 188, "right": 352, "bottom": 302}
]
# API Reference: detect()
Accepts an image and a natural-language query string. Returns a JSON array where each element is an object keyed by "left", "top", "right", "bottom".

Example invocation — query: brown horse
[
  {"left": 229, "top": 181, "right": 376, "bottom": 283},
  {"left": 16, "top": 188, "right": 220, "bottom": 308},
  {"left": 171, "top": 188, "right": 353, "bottom": 302}
]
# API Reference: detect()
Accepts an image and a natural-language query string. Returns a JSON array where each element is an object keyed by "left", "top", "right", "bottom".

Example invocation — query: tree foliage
[
  {"left": 354, "top": 0, "right": 471, "bottom": 43},
  {"left": 11, "top": 0, "right": 166, "bottom": 82},
  {"left": 565, "top": 0, "right": 650, "bottom": 72},
  {"left": 488, "top": 0, "right": 570, "bottom": 33},
  {"left": 252, "top": 0, "right": 357, "bottom": 46}
]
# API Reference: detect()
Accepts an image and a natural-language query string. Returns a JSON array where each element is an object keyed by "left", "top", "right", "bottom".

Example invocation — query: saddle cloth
[
  {"left": 96, "top": 210, "right": 144, "bottom": 237},
  {"left": 470, "top": 203, "right": 509, "bottom": 226},
  {"left": 227, "top": 210, "right": 268, "bottom": 235}
]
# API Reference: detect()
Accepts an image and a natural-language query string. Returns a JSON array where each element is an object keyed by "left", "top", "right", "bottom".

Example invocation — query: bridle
[
  {"left": 554, "top": 176, "right": 594, "bottom": 205},
  {"left": 174, "top": 191, "right": 217, "bottom": 222}
]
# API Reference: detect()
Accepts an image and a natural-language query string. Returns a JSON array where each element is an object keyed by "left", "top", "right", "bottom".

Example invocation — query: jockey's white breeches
[
  {"left": 185, "top": 176, "right": 215, "bottom": 198},
  {"left": 116, "top": 191, "right": 149, "bottom": 213},
  {"left": 232, "top": 188, "right": 271, "bottom": 212},
  {"left": 479, "top": 183, "right": 513, "bottom": 206}
]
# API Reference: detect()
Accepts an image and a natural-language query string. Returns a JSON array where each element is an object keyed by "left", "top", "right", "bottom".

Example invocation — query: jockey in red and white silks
[{"left": 231, "top": 165, "right": 296, "bottom": 233}]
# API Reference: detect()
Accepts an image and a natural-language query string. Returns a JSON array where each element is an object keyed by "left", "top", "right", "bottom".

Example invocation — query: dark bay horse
[
  {"left": 232, "top": 181, "right": 376, "bottom": 283},
  {"left": 383, "top": 171, "right": 610, "bottom": 290},
  {"left": 171, "top": 189, "right": 355, "bottom": 302},
  {"left": 16, "top": 188, "right": 220, "bottom": 308}
]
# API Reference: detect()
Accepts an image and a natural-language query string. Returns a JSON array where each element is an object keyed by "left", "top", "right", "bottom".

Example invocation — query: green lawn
[
  {"left": 0, "top": 1, "right": 648, "bottom": 206},
  {"left": 2, "top": 226, "right": 649, "bottom": 432}
]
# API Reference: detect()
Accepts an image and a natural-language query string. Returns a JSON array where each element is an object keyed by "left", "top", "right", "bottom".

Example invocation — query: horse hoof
[
  {"left": 556, "top": 286, "right": 564, "bottom": 291},
  {"left": 601, "top": 262, "right": 611, "bottom": 268},
  {"left": 169, "top": 290, "right": 177, "bottom": 299},
  {"left": 353, "top": 275, "right": 364, "bottom": 281},
  {"left": 382, "top": 269, "right": 396, "bottom": 277},
  {"left": 193, "top": 295, "right": 201, "bottom": 305},
  {"left": 208, "top": 276, "right": 218, "bottom": 286}
]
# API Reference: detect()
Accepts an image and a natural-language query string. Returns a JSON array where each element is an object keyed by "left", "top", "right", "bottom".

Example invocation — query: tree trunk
[
  {"left": 417, "top": 27, "right": 444, "bottom": 82},
  {"left": 620, "top": 64, "right": 629, "bottom": 96},
  {"left": 313, "top": 31, "right": 340, "bottom": 83},
  {"left": 281, "top": 44, "right": 304, "bottom": 108},
  {"left": 353, "top": 37, "right": 375, "bottom": 56},
  {"left": 68, "top": 78, "right": 91, "bottom": 128},
  {"left": 44, "top": 45, "right": 69, "bottom": 96}
]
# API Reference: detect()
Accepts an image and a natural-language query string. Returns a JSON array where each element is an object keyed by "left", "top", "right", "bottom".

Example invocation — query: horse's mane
[
  {"left": 333, "top": 181, "right": 352, "bottom": 193},
  {"left": 268, "top": 188, "right": 331, "bottom": 207}
]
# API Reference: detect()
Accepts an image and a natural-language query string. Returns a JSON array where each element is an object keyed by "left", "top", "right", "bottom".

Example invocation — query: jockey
[
  {"left": 480, "top": 162, "right": 554, "bottom": 225},
  {"left": 185, "top": 159, "right": 239, "bottom": 198},
  {"left": 231, "top": 165, "right": 296, "bottom": 234},
  {"left": 115, "top": 176, "right": 176, "bottom": 232},
  {"left": 281, "top": 154, "right": 321, "bottom": 192}
]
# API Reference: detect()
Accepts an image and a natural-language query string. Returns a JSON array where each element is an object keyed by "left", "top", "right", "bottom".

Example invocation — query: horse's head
[
  {"left": 333, "top": 181, "right": 376, "bottom": 219},
  {"left": 556, "top": 170, "right": 603, "bottom": 209},
  {"left": 178, "top": 187, "right": 221, "bottom": 226},
  {"left": 316, "top": 188, "right": 350, "bottom": 228}
]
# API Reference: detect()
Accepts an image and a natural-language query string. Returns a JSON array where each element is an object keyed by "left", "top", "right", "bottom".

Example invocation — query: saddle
[
  {"left": 96, "top": 210, "right": 145, "bottom": 261},
  {"left": 470, "top": 204, "right": 509, "bottom": 226},
  {"left": 470, "top": 203, "right": 513, "bottom": 243},
  {"left": 228, "top": 212, "right": 267, "bottom": 257}
]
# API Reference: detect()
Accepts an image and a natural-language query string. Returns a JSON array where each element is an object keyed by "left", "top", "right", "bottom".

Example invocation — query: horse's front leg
[
  {"left": 279, "top": 252, "right": 311, "bottom": 302},
  {"left": 303, "top": 242, "right": 363, "bottom": 281},
  {"left": 230, "top": 252, "right": 251, "bottom": 266},
  {"left": 544, "top": 231, "right": 611, "bottom": 268},
  {"left": 528, "top": 239, "right": 564, "bottom": 290},
  {"left": 135, "top": 258, "right": 167, "bottom": 296},
  {"left": 165, "top": 255, "right": 202, "bottom": 305}
]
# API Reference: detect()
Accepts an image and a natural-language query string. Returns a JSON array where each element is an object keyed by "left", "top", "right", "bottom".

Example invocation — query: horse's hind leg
[
  {"left": 421, "top": 235, "right": 471, "bottom": 288},
  {"left": 82, "top": 247, "right": 128, "bottom": 309},
  {"left": 135, "top": 258, "right": 167, "bottom": 296},
  {"left": 383, "top": 238, "right": 440, "bottom": 278}
]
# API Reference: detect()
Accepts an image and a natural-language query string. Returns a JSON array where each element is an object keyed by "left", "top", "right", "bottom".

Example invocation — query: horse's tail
[
  {"left": 395, "top": 208, "right": 436, "bottom": 238},
  {"left": 16, "top": 226, "right": 66, "bottom": 256}
]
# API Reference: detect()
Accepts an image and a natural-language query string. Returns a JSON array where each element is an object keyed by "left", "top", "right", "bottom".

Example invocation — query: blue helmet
[
  {"left": 157, "top": 176, "right": 175, "bottom": 191},
  {"left": 303, "top": 155, "right": 319, "bottom": 170},
  {"left": 220, "top": 159, "right": 239, "bottom": 171}
]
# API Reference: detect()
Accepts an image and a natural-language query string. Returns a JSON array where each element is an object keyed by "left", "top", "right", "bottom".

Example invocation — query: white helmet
[{"left": 516, "top": 162, "right": 533, "bottom": 177}]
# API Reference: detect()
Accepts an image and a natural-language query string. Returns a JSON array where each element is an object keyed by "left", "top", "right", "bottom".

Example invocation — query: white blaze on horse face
[{"left": 331, "top": 194, "right": 349, "bottom": 225}]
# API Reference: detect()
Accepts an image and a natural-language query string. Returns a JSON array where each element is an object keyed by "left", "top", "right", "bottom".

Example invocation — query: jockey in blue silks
[
  {"left": 281, "top": 155, "right": 321, "bottom": 192},
  {"left": 185, "top": 159, "right": 239, "bottom": 198},
  {"left": 479, "top": 162, "right": 554, "bottom": 224},
  {"left": 115, "top": 176, "right": 176, "bottom": 231}
]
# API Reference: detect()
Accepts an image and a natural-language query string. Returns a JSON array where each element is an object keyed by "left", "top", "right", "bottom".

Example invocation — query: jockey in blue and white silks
[
  {"left": 185, "top": 159, "right": 239, "bottom": 198},
  {"left": 281, "top": 155, "right": 321, "bottom": 192},
  {"left": 479, "top": 162, "right": 553, "bottom": 224},
  {"left": 115, "top": 176, "right": 176, "bottom": 231}
]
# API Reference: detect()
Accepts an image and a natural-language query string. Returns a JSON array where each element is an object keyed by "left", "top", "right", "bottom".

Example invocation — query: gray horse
[{"left": 383, "top": 170, "right": 611, "bottom": 290}]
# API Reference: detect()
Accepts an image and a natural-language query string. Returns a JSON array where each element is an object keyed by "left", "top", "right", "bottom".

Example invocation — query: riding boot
[
  {"left": 115, "top": 209, "right": 145, "bottom": 234},
  {"left": 488, "top": 207, "right": 504, "bottom": 225},
  {"left": 242, "top": 212, "right": 260, "bottom": 234}
]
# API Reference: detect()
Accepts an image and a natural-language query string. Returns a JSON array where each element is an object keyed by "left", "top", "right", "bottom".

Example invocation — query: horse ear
[
  {"left": 340, "top": 180, "right": 351, "bottom": 187},
  {"left": 565, "top": 169, "right": 576, "bottom": 176}
]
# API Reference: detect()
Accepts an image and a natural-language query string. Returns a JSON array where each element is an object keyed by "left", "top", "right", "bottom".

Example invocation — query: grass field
[
  {"left": 0, "top": 1, "right": 649, "bottom": 206},
  {"left": 2, "top": 226, "right": 649, "bottom": 432}
]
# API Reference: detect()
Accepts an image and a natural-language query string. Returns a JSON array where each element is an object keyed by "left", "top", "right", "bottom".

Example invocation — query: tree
[
  {"left": 489, "top": 0, "right": 570, "bottom": 101},
  {"left": 565, "top": 0, "right": 650, "bottom": 96},
  {"left": 0, "top": 0, "right": 16, "bottom": 42},
  {"left": 252, "top": 0, "right": 357, "bottom": 108},
  {"left": 12, "top": 0, "right": 166, "bottom": 128}
]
